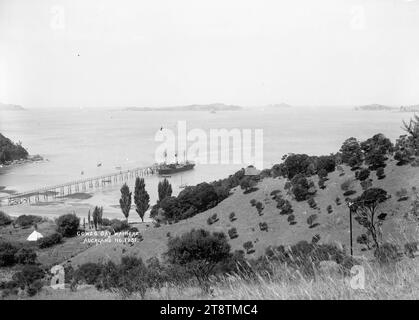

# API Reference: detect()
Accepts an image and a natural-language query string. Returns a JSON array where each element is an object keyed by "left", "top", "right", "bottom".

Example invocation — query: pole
[
  {"left": 349, "top": 206, "right": 353, "bottom": 256},
  {"left": 346, "top": 199, "right": 354, "bottom": 257}
]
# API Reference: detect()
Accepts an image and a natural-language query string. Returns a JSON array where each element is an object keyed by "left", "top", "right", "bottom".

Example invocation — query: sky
[{"left": 0, "top": 0, "right": 419, "bottom": 109}]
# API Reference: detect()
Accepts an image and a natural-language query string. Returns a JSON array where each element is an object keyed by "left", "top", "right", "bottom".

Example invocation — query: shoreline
[{"left": 0, "top": 154, "right": 45, "bottom": 174}]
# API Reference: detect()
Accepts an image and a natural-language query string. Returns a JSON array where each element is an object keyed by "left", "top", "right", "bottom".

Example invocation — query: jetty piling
[{"left": 0, "top": 164, "right": 159, "bottom": 206}]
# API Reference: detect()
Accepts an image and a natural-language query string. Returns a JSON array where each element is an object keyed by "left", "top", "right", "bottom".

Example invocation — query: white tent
[{"left": 27, "top": 230, "right": 44, "bottom": 241}]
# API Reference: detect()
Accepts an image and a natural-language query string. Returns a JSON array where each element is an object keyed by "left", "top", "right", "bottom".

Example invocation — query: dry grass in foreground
[{"left": 25, "top": 257, "right": 418, "bottom": 300}]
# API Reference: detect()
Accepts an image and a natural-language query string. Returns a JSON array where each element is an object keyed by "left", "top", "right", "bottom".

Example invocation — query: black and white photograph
[{"left": 0, "top": 0, "right": 418, "bottom": 305}]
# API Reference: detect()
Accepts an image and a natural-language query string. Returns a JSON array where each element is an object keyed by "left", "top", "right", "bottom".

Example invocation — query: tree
[
  {"left": 353, "top": 188, "right": 388, "bottom": 248},
  {"left": 243, "top": 241, "right": 254, "bottom": 254},
  {"left": 290, "top": 174, "right": 316, "bottom": 201},
  {"left": 119, "top": 183, "right": 132, "bottom": 222},
  {"left": 306, "top": 214, "right": 318, "bottom": 228},
  {"left": 394, "top": 117, "right": 419, "bottom": 165},
  {"left": 158, "top": 178, "right": 172, "bottom": 202},
  {"left": 315, "top": 155, "right": 336, "bottom": 174},
  {"left": 0, "top": 211, "right": 12, "bottom": 226},
  {"left": 376, "top": 167, "right": 386, "bottom": 179},
  {"left": 165, "top": 229, "right": 231, "bottom": 290},
  {"left": 361, "top": 134, "right": 393, "bottom": 170},
  {"left": 87, "top": 210, "right": 91, "bottom": 229},
  {"left": 356, "top": 168, "right": 370, "bottom": 181},
  {"left": 240, "top": 176, "right": 256, "bottom": 192},
  {"left": 339, "top": 137, "right": 363, "bottom": 168},
  {"left": 134, "top": 177, "right": 150, "bottom": 222},
  {"left": 100, "top": 207, "right": 103, "bottom": 226},
  {"left": 56, "top": 213, "right": 80, "bottom": 237},
  {"left": 402, "top": 114, "right": 419, "bottom": 151},
  {"left": 92, "top": 206, "right": 103, "bottom": 230},
  {"left": 281, "top": 154, "right": 315, "bottom": 179}
]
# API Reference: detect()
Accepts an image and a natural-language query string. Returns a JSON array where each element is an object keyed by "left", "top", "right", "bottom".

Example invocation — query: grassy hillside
[
  {"left": 70, "top": 158, "right": 419, "bottom": 267},
  {"left": 24, "top": 256, "right": 419, "bottom": 300}
]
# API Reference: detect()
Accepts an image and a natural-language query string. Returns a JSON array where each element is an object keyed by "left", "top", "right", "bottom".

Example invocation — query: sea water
[{"left": 0, "top": 106, "right": 413, "bottom": 216}]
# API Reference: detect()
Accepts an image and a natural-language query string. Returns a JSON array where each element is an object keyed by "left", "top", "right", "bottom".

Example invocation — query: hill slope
[
  {"left": 70, "top": 159, "right": 419, "bottom": 267},
  {"left": 0, "top": 133, "right": 29, "bottom": 164}
]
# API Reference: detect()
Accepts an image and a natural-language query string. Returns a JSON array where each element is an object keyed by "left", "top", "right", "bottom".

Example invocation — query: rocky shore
[{"left": 0, "top": 154, "right": 44, "bottom": 168}]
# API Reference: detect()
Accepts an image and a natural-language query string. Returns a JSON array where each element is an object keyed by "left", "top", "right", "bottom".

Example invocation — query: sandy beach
[{"left": 0, "top": 185, "right": 154, "bottom": 223}]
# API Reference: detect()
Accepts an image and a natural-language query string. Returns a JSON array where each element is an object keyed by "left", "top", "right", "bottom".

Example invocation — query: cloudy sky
[{"left": 0, "top": 0, "right": 418, "bottom": 108}]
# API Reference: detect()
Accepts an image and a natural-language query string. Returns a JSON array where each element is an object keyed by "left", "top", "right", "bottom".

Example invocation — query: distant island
[
  {"left": 354, "top": 104, "right": 396, "bottom": 111},
  {"left": 0, "top": 102, "right": 25, "bottom": 111},
  {"left": 399, "top": 105, "right": 419, "bottom": 112},
  {"left": 124, "top": 103, "right": 242, "bottom": 112}
]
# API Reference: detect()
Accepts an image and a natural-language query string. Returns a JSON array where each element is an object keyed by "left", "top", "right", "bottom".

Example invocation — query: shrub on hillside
[
  {"left": 327, "top": 205, "right": 333, "bottom": 214},
  {"left": 307, "top": 197, "right": 317, "bottom": 209},
  {"left": 290, "top": 174, "right": 316, "bottom": 201},
  {"left": 0, "top": 211, "right": 12, "bottom": 226},
  {"left": 357, "top": 234, "right": 371, "bottom": 250},
  {"left": 394, "top": 131, "right": 417, "bottom": 165},
  {"left": 270, "top": 189, "right": 282, "bottom": 198},
  {"left": 0, "top": 241, "right": 18, "bottom": 266},
  {"left": 340, "top": 179, "right": 353, "bottom": 191},
  {"left": 207, "top": 213, "right": 219, "bottom": 225},
  {"left": 404, "top": 242, "right": 419, "bottom": 258},
  {"left": 37, "top": 232, "right": 62, "bottom": 249},
  {"left": 361, "top": 133, "right": 393, "bottom": 170},
  {"left": 74, "top": 262, "right": 103, "bottom": 285},
  {"left": 250, "top": 199, "right": 257, "bottom": 206},
  {"left": 56, "top": 213, "right": 80, "bottom": 237},
  {"left": 165, "top": 229, "right": 231, "bottom": 289},
  {"left": 287, "top": 214, "right": 296, "bottom": 225},
  {"left": 259, "top": 222, "right": 268, "bottom": 232},
  {"left": 307, "top": 214, "right": 319, "bottom": 228},
  {"left": 315, "top": 155, "right": 336, "bottom": 174},
  {"left": 339, "top": 137, "right": 363, "bottom": 168},
  {"left": 15, "top": 247, "right": 37, "bottom": 265},
  {"left": 356, "top": 168, "right": 370, "bottom": 181},
  {"left": 110, "top": 219, "right": 129, "bottom": 232},
  {"left": 395, "top": 188, "right": 409, "bottom": 201},
  {"left": 229, "top": 212, "right": 236, "bottom": 222},
  {"left": 318, "top": 178, "right": 326, "bottom": 189},
  {"left": 376, "top": 167, "right": 386, "bottom": 179},
  {"left": 278, "top": 199, "right": 293, "bottom": 215},
  {"left": 257, "top": 241, "right": 356, "bottom": 278},
  {"left": 80, "top": 257, "right": 149, "bottom": 298},
  {"left": 243, "top": 241, "right": 254, "bottom": 254},
  {"left": 374, "top": 243, "right": 402, "bottom": 264},
  {"left": 317, "top": 168, "right": 328, "bottom": 180},
  {"left": 228, "top": 227, "right": 238, "bottom": 239},
  {"left": 15, "top": 215, "right": 42, "bottom": 228},
  {"left": 101, "top": 218, "right": 112, "bottom": 226},
  {"left": 150, "top": 175, "right": 240, "bottom": 223},
  {"left": 343, "top": 190, "right": 357, "bottom": 197},
  {"left": 255, "top": 202, "right": 264, "bottom": 215},
  {"left": 240, "top": 176, "right": 257, "bottom": 193},
  {"left": 311, "top": 234, "right": 321, "bottom": 244},
  {"left": 335, "top": 197, "right": 341, "bottom": 205},
  {"left": 12, "top": 265, "right": 45, "bottom": 296},
  {"left": 360, "top": 179, "right": 372, "bottom": 191},
  {"left": 279, "top": 153, "right": 315, "bottom": 179}
]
